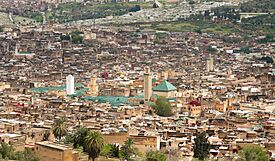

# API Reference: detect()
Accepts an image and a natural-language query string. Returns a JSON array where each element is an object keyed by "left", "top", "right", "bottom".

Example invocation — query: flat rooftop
[{"left": 35, "top": 141, "right": 72, "bottom": 151}]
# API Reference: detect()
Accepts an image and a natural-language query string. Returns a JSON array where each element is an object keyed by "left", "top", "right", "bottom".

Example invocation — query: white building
[{"left": 66, "top": 75, "right": 75, "bottom": 95}]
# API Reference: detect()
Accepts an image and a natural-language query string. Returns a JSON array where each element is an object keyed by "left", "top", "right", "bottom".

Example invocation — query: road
[{"left": 9, "top": 12, "right": 19, "bottom": 28}]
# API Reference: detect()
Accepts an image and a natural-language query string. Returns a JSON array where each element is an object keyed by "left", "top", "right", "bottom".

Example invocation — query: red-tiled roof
[{"left": 188, "top": 100, "right": 201, "bottom": 106}]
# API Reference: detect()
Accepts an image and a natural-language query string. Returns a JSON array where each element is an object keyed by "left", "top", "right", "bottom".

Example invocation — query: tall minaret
[
  {"left": 144, "top": 66, "right": 152, "bottom": 102},
  {"left": 227, "top": 67, "right": 232, "bottom": 78},
  {"left": 88, "top": 77, "right": 98, "bottom": 96},
  {"left": 15, "top": 45, "right": 18, "bottom": 55},
  {"left": 206, "top": 55, "right": 214, "bottom": 72}
]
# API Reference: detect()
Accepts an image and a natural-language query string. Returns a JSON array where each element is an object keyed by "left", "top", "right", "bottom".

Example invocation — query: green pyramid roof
[{"left": 153, "top": 80, "right": 176, "bottom": 92}]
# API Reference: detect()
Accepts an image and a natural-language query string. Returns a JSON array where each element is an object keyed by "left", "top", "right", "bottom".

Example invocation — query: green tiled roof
[
  {"left": 153, "top": 80, "right": 176, "bottom": 92},
  {"left": 18, "top": 51, "right": 33, "bottom": 54},
  {"left": 133, "top": 94, "right": 159, "bottom": 99},
  {"left": 30, "top": 83, "right": 87, "bottom": 94},
  {"left": 82, "top": 96, "right": 130, "bottom": 106}
]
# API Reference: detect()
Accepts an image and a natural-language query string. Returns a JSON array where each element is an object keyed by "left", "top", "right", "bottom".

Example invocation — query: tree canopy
[
  {"left": 0, "top": 142, "right": 39, "bottom": 161},
  {"left": 152, "top": 97, "right": 173, "bottom": 117},
  {"left": 120, "top": 138, "right": 136, "bottom": 161},
  {"left": 237, "top": 144, "right": 269, "bottom": 161},
  {"left": 70, "top": 31, "right": 84, "bottom": 44},
  {"left": 84, "top": 131, "right": 104, "bottom": 161},
  {"left": 193, "top": 132, "right": 210, "bottom": 160},
  {"left": 52, "top": 117, "right": 68, "bottom": 141},
  {"left": 258, "top": 56, "right": 274, "bottom": 64},
  {"left": 101, "top": 144, "right": 120, "bottom": 158},
  {"left": 146, "top": 150, "right": 167, "bottom": 161}
]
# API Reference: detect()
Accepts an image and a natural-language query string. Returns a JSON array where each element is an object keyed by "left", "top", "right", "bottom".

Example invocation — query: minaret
[
  {"left": 88, "top": 77, "right": 98, "bottom": 96},
  {"left": 144, "top": 66, "right": 152, "bottom": 102},
  {"left": 206, "top": 55, "right": 214, "bottom": 72},
  {"left": 227, "top": 67, "right": 232, "bottom": 78},
  {"left": 66, "top": 75, "right": 75, "bottom": 95},
  {"left": 15, "top": 45, "right": 18, "bottom": 55}
]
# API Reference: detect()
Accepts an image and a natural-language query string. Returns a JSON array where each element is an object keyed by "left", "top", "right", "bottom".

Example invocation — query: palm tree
[
  {"left": 73, "top": 126, "right": 89, "bottom": 151},
  {"left": 43, "top": 130, "right": 51, "bottom": 141},
  {"left": 52, "top": 117, "right": 68, "bottom": 141},
  {"left": 120, "top": 138, "right": 135, "bottom": 160},
  {"left": 125, "top": 138, "right": 134, "bottom": 149},
  {"left": 120, "top": 145, "right": 131, "bottom": 161},
  {"left": 84, "top": 131, "right": 104, "bottom": 161},
  {"left": 110, "top": 144, "right": 119, "bottom": 158}
]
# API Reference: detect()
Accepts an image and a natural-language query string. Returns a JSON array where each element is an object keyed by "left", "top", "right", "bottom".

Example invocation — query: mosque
[{"left": 143, "top": 66, "right": 177, "bottom": 102}]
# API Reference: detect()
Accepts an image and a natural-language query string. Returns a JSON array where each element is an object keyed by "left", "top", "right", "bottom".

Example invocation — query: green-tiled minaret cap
[{"left": 153, "top": 80, "right": 176, "bottom": 92}]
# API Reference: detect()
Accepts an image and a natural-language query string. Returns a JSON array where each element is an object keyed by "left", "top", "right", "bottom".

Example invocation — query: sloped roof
[{"left": 153, "top": 80, "right": 176, "bottom": 92}]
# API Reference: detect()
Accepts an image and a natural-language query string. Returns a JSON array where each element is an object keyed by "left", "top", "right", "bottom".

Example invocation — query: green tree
[
  {"left": 258, "top": 56, "right": 274, "bottom": 64},
  {"left": 14, "top": 149, "right": 40, "bottom": 161},
  {"left": 60, "top": 34, "right": 71, "bottom": 41},
  {"left": 100, "top": 144, "right": 112, "bottom": 157},
  {"left": 194, "top": 28, "right": 202, "bottom": 34},
  {"left": 73, "top": 126, "right": 89, "bottom": 151},
  {"left": 120, "top": 138, "right": 136, "bottom": 161},
  {"left": 42, "top": 130, "right": 50, "bottom": 141},
  {"left": 146, "top": 150, "right": 166, "bottom": 161},
  {"left": 100, "top": 144, "right": 120, "bottom": 158},
  {"left": 189, "top": 0, "right": 195, "bottom": 5},
  {"left": 152, "top": 97, "right": 173, "bottom": 117},
  {"left": 30, "top": 12, "right": 43, "bottom": 23},
  {"left": 52, "top": 117, "right": 68, "bottom": 141},
  {"left": 84, "top": 131, "right": 104, "bottom": 161},
  {"left": 207, "top": 46, "right": 217, "bottom": 53},
  {"left": 70, "top": 31, "right": 84, "bottom": 44},
  {"left": 64, "top": 134, "right": 74, "bottom": 144},
  {"left": 125, "top": 138, "right": 134, "bottom": 149},
  {"left": 0, "top": 142, "right": 15, "bottom": 160},
  {"left": 120, "top": 145, "right": 132, "bottom": 161},
  {"left": 109, "top": 144, "right": 120, "bottom": 158},
  {"left": 129, "top": 5, "right": 141, "bottom": 12},
  {"left": 237, "top": 144, "right": 269, "bottom": 161},
  {"left": 153, "top": 3, "right": 159, "bottom": 8},
  {"left": 193, "top": 132, "right": 210, "bottom": 160}
]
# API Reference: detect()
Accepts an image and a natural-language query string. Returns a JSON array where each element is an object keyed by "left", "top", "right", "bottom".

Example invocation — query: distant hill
[
  {"left": 0, "top": 12, "right": 35, "bottom": 28},
  {"left": 46, "top": 2, "right": 153, "bottom": 23}
]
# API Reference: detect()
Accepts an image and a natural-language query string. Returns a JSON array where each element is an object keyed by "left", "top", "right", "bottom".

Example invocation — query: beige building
[
  {"left": 0, "top": 82, "right": 11, "bottom": 91},
  {"left": 130, "top": 135, "right": 160, "bottom": 154},
  {"left": 103, "top": 132, "right": 129, "bottom": 145},
  {"left": 183, "top": 101, "right": 202, "bottom": 117},
  {"left": 35, "top": 141, "right": 79, "bottom": 161}
]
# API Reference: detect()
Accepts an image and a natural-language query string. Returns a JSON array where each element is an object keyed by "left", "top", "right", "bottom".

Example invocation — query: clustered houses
[{"left": 0, "top": 21, "right": 274, "bottom": 161}]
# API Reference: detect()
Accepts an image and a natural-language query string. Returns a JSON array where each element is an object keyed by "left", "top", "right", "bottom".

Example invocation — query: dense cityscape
[{"left": 0, "top": 0, "right": 274, "bottom": 161}]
